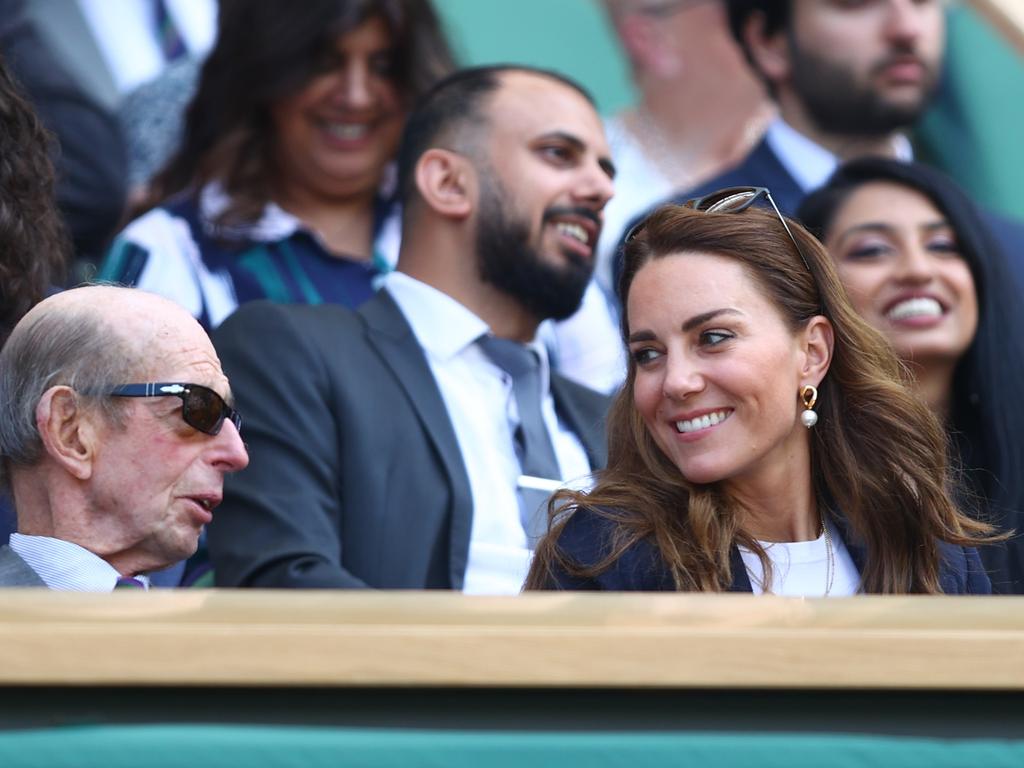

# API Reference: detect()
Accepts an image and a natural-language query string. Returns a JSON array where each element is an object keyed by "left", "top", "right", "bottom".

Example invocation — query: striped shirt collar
[{"left": 9, "top": 533, "right": 150, "bottom": 591}]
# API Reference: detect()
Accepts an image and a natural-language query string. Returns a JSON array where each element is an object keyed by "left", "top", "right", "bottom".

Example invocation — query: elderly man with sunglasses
[{"left": 0, "top": 285, "right": 249, "bottom": 590}]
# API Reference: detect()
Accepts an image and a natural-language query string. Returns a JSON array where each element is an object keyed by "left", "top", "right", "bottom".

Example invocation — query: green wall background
[
  {"left": 434, "top": 0, "right": 634, "bottom": 113},
  {"left": 434, "top": 1, "right": 1024, "bottom": 222}
]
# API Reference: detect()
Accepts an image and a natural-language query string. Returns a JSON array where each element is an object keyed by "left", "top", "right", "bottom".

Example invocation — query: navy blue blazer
[
  {"left": 540, "top": 506, "right": 992, "bottom": 594},
  {"left": 614, "top": 137, "right": 1024, "bottom": 295}
]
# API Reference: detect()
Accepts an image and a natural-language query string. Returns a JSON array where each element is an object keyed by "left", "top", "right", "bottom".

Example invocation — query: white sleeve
[{"left": 103, "top": 207, "right": 238, "bottom": 326}]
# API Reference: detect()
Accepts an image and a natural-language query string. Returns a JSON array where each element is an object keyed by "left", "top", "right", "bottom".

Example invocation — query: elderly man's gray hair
[{"left": 0, "top": 304, "right": 138, "bottom": 486}]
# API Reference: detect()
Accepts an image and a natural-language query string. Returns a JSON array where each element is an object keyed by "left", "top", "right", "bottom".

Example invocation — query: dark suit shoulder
[
  {"left": 0, "top": 545, "right": 46, "bottom": 587},
  {"left": 549, "top": 505, "right": 674, "bottom": 591},
  {"left": 937, "top": 542, "right": 992, "bottom": 595},
  {"left": 551, "top": 371, "right": 609, "bottom": 402},
  {"left": 214, "top": 298, "right": 383, "bottom": 387},
  {"left": 218, "top": 298, "right": 363, "bottom": 341},
  {"left": 612, "top": 139, "right": 803, "bottom": 290}
]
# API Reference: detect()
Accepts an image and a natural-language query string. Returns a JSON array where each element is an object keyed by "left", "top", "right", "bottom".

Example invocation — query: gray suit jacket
[
  {"left": 208, "top": 290, "right": 611, "bottom": 589},
  {"left": 0, "top": 546, "right": 46, "bottom": 587}
]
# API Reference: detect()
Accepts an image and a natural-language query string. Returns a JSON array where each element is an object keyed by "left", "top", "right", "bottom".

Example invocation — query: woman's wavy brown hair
[
  {"left": 135, "top": 0, "right": 454, "bottom": 229},
  {"left": 0, "top": 54, "right": 68, "bottom": 346},
  {"left": 526, "top": 203, "right": 995, "bottom": 594}
]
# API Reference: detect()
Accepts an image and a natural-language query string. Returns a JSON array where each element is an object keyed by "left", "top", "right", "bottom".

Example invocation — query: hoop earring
[{"left": 800, "top": 385, "right": 818, "bottom": 428}]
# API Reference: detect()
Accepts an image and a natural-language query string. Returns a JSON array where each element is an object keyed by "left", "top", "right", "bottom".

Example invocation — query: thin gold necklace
[{"left": 821, "top": 512, "right": 835, "bottom": 596}]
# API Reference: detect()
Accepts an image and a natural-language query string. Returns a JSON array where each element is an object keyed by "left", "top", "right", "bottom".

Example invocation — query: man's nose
[
  {"left": 212, "top": 419, "right": 249, "bottom": 473},
  {"left": 884, "top": 0, "right": 927, "bottom": 45},
  {"left": 573, "top": 161, "right": 615, "bottom": 211}
]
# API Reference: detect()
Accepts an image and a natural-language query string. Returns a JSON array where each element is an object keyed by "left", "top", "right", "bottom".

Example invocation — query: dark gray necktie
[{"left": 478, "top": 335, "right": 562, "bottom": 543}]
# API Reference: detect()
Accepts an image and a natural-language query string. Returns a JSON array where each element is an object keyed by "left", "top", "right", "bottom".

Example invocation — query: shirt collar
[
  {"left": 199, "top": 182, "right": 302, "bottom": 242},
  {"left": 385, "top": 271, "right": 491, "bottom": 361},
  {"left": 9, "top": 533, "right": 150, "bottom": 591},
  {"left": 766, "top": 117, "right": 914, "bottom": 193},
  {"left": 384, "top": 272, "right": 551, "bottom": 380}
]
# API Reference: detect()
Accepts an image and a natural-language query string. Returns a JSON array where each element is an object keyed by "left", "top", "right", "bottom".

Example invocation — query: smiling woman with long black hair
[
  {"left": 525, "top": 191, "right": 996, "bottom": 595},
  {"left": 798, "top": 158, "right": 1024, "bottom": 593}
]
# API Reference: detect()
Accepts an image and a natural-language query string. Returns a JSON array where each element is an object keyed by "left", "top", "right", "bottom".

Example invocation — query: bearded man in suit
[
  {"left": 615, "top": 0, "right": 1024, "bottom": 287},
  {"left": 208, "top": 65, "right": 617, "bottom": 593}
]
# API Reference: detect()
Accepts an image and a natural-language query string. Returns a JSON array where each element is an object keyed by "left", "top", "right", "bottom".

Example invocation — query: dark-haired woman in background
[
  {"left": 798, "top": 158, "right": 1024, "bottom": 593},
  {"left": 99, "top": 0, "right": 453, "bottom": 327},
  {"left": 526, "top": 192, "right": 994, "bottom": 594},
  {"left": 0, "top": 51, "right": 69, "bottom": 540},
  {"left": 0, "top": 53, "right": 67, "bottom": 345}
]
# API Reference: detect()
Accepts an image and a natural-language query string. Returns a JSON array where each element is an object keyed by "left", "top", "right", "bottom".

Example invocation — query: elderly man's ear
[{"left": 36, "top": 386, "right": 100, "bottom": 480}]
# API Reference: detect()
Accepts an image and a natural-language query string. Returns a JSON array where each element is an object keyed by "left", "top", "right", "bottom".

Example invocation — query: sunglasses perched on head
[
  {"left": 626, "top": 186, "right": 812, "bottom": 273},
  {"left": 109, "top": 383, "right": 242, "bottom": 436},
  {"left": 687, "top": 186, "right": 812, "bottom": 272}
]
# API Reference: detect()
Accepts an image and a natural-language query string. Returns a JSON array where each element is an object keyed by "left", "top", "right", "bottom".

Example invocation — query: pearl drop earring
[{"left": 800, "top": 385, "right": 818, "bottom": 428}]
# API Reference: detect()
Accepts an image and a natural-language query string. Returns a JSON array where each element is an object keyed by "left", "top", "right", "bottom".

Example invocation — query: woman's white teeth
[
  {"left": 888, "top": 297, "right": 942, "bottom": 320},
  {"left": 555, "top": 222, "right": 588, "bottom": 244},
  {"left": 325, "top": 123, "right": 368, "bottom": 140},
  {"left": 675, "top": 410, "right": 729, "bottom": 434}
]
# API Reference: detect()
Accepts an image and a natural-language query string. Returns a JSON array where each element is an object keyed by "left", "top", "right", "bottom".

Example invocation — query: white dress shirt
[
  {"left": 385, "top": 272, "right": 594, "bottom": 594},
  {"left": 9, "top": 533, "right": 150, "bottom": 591},
  {"left": 78, "top": 0, "right": 217, "bottom": 95}
]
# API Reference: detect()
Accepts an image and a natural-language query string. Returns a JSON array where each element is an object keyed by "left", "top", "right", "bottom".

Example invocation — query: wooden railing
[
  {"left": 1, "top": 591, "right": 1023, "bottom": 689},
  {"left": 972, "top": 0, "right": 1024, "bottom": 54}
]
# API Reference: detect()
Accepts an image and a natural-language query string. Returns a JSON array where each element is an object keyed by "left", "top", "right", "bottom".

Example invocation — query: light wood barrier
[
  {"left": 3, "top": 591, "right": 1024, "bottom": 739},
  {"left": 1, "top": 591, "right": 1023, "bottom": 689},
  {"left": 972, "top": 0, "right": 1024, "bottom": 55}
]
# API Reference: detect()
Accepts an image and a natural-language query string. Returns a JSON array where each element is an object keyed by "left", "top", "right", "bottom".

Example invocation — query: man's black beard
[
  {"left": 474, "top": 180, "right": 594, "bottom": 323},
  {"left": 789, "top": 37, "right": 938, "bottom": 137}
]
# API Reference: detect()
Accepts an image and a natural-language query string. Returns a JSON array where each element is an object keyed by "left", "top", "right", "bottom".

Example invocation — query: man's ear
[
  {"left": 744, "top": 10, "right": 790, "bottom": 86},
  {"left": 414, "top": 148, "right": 474, "bottom": 220},
  {"left": 800, "top": 316, "right": 834, "bottom": 387},
  {"left": 35, "top": 386, "right": 99, "bottom": 481}
]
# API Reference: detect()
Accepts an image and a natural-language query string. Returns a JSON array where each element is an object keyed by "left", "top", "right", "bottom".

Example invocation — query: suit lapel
[
  {"left": 549, "top": 376, "right": 609, "bottom": 469},
  {"left": 358, "top": 291, "right": 474, "bottom": 588},
  {"left": 728, "top": 546, "right": 753, "bottom": 592},
  {"left": 744, "top": 138, "right": 807, "bottom": 215}
]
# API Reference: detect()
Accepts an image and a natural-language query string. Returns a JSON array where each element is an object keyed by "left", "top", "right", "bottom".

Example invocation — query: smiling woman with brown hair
[{"left": 525, "top": 190, "right": 995, "bottom": 595}]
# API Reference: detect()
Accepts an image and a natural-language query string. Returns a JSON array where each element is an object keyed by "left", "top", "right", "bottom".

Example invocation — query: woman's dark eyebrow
[
  {"left": 628, "top": 309, "right": 741, "bottom": 342},
  {"left": 681, "top": 308, "right": 741, "bottom": 332},
  {"left": 627, "top": 329, "right": 656, "bottom": 344},
  {"left": 836, "top": 222, "right": 894, "bottom": 245},
  {"left": 836, "top": 219, "right": 949, "bottom": 249}
]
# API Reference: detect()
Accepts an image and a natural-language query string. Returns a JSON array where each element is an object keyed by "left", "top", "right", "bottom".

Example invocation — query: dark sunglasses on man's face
[{"left": 108, "top": 383, "right": 242, "bottom": 436}]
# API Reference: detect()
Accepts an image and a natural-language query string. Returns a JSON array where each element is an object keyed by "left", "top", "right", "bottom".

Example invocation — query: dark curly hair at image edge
[{"left": 0, "top": 53, "right": 68, "bottom": 345}]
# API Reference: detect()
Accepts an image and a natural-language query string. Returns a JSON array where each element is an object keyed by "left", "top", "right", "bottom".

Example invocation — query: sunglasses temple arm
[{"left": 765, "top": 193, "right": 812, "bottom": 273}]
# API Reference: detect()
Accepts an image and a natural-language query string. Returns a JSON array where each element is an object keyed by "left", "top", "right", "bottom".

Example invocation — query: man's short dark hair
[
  {"left": 726, "top": 0, "right": 791, "bottom": 74},
  {"left": 395, "top": 64, "right": 597, "bottom": 209}
]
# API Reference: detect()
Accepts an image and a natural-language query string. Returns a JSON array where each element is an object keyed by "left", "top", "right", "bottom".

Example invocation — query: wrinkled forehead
[{"left": 128, "top": 312, "right": 230, "bottom": 396}]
